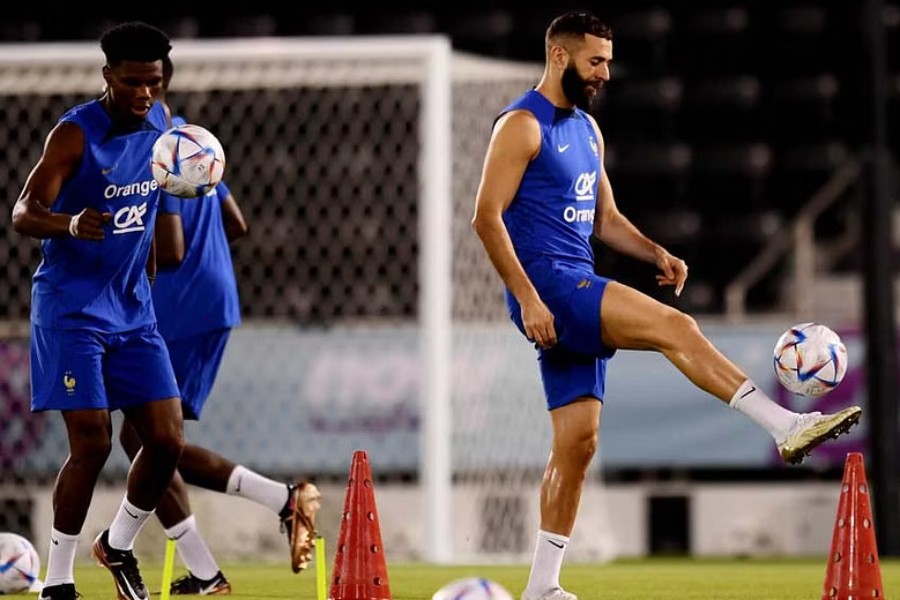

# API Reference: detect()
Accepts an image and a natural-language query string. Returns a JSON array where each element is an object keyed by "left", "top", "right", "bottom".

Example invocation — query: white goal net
[{"left": 0, "top": 36, "right": 617, "bottom": 563}]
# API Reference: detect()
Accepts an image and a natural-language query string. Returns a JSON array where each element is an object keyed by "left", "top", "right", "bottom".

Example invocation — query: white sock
[
  {"left": 108, "top": 496, "right": 153, "bottom": 551},
  {"left": 43, "top": 528, "right": 79, "bottom": 587},
  {"left": 165, "top": 515, "right": 220, "bottom": 581},
  {"left": 730, "top": 379, "right": 799, "bottom": 443},
  {"left": 524, "top": 530, "right": 569, "bottom": 596},
  {"left": 226, "top": 465, "right": 289, "bottom": 514}
]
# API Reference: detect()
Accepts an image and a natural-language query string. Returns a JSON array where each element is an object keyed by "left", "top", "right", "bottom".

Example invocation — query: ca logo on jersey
[
  {"left": 574, "top": 171, "right": 597, "bottom": 201},
  {"left": 113, "top": 202, "right": 148, "bottom": 234},
  {"left": 563, "top": 171, "right": 597, "bottom": 223}
]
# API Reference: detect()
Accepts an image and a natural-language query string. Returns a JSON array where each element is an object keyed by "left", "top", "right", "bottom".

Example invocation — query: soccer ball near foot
[
  {"left": 0, "top": 532, "right": 42, "bottom": 594},
  {"left": 432, "top": 578, "right": 513, "bottom": 600},
  {"left": 773, "top": 322, "right": 847, "bottom": 397}
]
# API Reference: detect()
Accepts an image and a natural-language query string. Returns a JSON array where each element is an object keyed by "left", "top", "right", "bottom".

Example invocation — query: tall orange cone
[
  {"left": 329, "top": 450, "right": 392, "bottom": 600},
  {"left": 821, "top": 452, "right": 884, "bottom": 600}
]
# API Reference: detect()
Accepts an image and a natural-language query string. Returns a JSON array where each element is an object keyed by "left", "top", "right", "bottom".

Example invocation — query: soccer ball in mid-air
[
  {"left": 773, "top": 322, "right": 848, "bottom": 397},
  {"left": 150, "top": 124, "right": 225, "bottom": 198},
  {"left": 432, "top": 578, "right": 513, "bottom": 600},
  {"left": 0, "top": 532, "right": 42, "bottom": 594}
]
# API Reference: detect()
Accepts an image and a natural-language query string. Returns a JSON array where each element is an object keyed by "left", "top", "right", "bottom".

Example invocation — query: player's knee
[
  {"left": 659, "top": 309, "right": 701, "bottom": 349},
  {"left": 556, "top": 428, "right": 597, "bottom": 467},
  {"left": 71, "top": 435, "right": 113, "bottom": 469},
  {"left": 140, "top": 426, "right": 185, "bottom": 465}
]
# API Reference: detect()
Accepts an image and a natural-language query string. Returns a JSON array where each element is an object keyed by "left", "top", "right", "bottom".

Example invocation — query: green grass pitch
[{"left": 68, "top": 557, "right": 900, "bottom": 599}]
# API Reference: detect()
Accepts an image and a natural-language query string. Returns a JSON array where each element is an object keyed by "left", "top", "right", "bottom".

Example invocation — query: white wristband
[{"left": 68, "top": 215, "right": 78, "bottom": 238}]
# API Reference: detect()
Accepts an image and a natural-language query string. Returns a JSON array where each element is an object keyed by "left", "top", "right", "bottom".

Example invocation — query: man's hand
[
  {"left": 69, "top": 208, "right": 112, "bottom": 240},
  {"left": 521, "top": 296, "right": 557, "bottom": 349},
  {"left": 654, "top": 247, "right": 688, "bottom": 297}
]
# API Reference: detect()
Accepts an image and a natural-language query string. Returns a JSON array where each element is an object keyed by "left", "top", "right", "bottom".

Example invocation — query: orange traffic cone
[
  {"left": 821, "top": 452, "right": 884, "bottom": 600},
  {"left": 329, "top": 450, "right": 392, "bottom": 600}
]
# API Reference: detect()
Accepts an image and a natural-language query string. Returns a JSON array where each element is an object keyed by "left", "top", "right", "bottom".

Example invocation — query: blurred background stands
[{"left": 0, "top": 0, "right": 896, "bottom": 318}]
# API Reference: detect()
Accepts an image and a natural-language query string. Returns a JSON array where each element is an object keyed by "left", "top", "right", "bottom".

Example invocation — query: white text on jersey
[
  {"left": 104, "top": 179, "right": 158, "bottom": 200},
  {"left": 563, "top": 206, "right": 595, "bottom": 223}
]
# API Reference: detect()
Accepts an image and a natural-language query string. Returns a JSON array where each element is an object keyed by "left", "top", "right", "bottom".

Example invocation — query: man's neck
[{"left": 534, "top": 78, "right": 574, "bottom": 110}]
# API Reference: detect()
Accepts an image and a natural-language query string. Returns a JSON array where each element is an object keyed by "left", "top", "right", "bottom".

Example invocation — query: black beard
[{"left": 561, "top": 63, "right": 596, "bottom": 111}]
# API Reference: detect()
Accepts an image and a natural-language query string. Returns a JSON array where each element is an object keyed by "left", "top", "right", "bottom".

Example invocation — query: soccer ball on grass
[
  {"left": 0, "top": 532, "right": 42, "bottom": 594},
  {"left": 432, "top": 578, "right": 513, "bottom": 600}
]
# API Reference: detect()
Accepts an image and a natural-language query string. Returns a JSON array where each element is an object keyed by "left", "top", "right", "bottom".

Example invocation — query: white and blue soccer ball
[
  {"left": 151, "top": 123, "right": 226, "bottom": 198},
  {"left": 432, "top": 577, "right": 513, "bottom": 600},
  {"left": 773, "top": 322, "right": 848, "bottom": 397},
  {"left": 0, "top": 532, "right": 42, "bottom": 595}
]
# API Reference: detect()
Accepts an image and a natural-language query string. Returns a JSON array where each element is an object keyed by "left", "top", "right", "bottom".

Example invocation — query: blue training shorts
[
  {"left": 30, "top": 322, "right": 180, "bottom": 412},
  {"left": 165, "top": 328, "right": 231, "bottom": 420},
  {"left": 508, "top": 260, "right": 616, "bottom": 410}
]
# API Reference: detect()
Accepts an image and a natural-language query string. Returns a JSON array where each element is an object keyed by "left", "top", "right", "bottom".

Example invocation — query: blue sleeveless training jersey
[
  {"left": 152, "top": 154, "right": 240, "bottom": 342},
  {"left": 30, "top": 100, "right": 168, "bottom": 332},
  {"left": 152, "top": 115, "right": 241, "bottom": 341},
  {"left": 500, "top": 89, "right": 601, "bottom": 270},
  {"left": 498, "top": 90, "right": 614, "bottom": 409}
]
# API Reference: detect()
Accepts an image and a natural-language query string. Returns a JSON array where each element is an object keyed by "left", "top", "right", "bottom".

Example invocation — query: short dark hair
[
  {"left": 100, "top": 21, "right": 171, "bottom": 65},
  {"left": 546, "top": 12, "right": 613, "bottom": 45}
]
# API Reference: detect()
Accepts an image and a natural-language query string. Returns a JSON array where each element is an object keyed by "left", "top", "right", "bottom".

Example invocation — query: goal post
[{"left": 418, "top": 38, "right": 454, "bottom": 564}]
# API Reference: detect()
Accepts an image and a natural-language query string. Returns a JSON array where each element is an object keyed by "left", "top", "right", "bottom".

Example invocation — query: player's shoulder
[
  {"left": 41, "top": 119, "right": 86, "bottom": 165},
  {"left": 495, "top": 108, "right": 540, "bottom": 131},
  {"left": 491, "top": 109, "right": 542, "bottom": 152},
  {"left": 494, "top": 90, "right": 545, "bottom": 128},
  {"left": 576, "top": 109, "right": 603, "bottom": 142},
  {"left": 56, "top": 99, "right": 113, "bottom": 145},
  {"left": 59, "top": 98, "right": 99, "bottom": 119},
  {"left": 58, "top": 99, "right": 104, "bottom": 128},
  {"left": 574, "top": 107, "right": 600, "bottom": 128}
]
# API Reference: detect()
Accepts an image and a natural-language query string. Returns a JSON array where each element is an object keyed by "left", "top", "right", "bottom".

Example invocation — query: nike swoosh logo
[
  {"left": 51, "top": 538, "right": 59, "bottom": 545},
  {"left": 557, "top": 144, "right": 570, "bottom": 153},
  {"left": 235, "top": 476, "right": 243, "bottom": 493},
  {"left": 101, "top": 166, "right": 116, "bottom": 175},
  {"left": 124, "top": 507, "right": 139, "bottom": 519},
  {"left": 199, "top": 580, "right": 221, "bottom": 595},
  {"left": 739, "top": 386, "right": 757, "bottom": 399},
  {"left": 172, "top": 530, "right": 188, "bottom": 541},
  {"left": 117, "top": 574, "right": 143, "bottom": 600},
  {"left": 547, "top": 539, "right": 565, "bottom": 549}
]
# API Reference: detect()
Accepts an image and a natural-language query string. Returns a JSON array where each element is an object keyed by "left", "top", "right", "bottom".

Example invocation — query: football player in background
[{"left": 117, "top": 56, "right": 321, "bottom": 595}]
